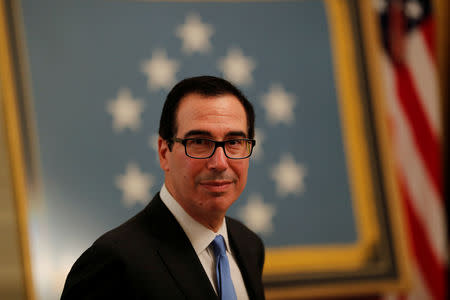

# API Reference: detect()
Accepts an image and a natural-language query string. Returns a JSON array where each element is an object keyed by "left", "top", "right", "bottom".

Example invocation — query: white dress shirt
[{"left": 160, "top": 184, "right": 249, "bottom": 300}]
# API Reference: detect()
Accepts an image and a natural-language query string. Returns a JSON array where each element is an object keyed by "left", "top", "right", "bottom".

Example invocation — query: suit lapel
[{"left": 146, "top": 195, "right": 217, "bottom": 300}]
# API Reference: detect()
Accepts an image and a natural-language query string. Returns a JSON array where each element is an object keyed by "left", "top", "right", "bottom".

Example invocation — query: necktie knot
[{"left": 211, "top": 235, "right": 227, "bottom": 258}]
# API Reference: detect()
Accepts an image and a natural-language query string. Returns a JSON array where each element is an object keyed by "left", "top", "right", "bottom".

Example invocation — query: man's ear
[{"left": 158, "top": 137, "right": 170, "bottom": 172}]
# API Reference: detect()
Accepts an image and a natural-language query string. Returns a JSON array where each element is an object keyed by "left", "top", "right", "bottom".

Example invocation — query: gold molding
[
  {"left": 357, "top": 0, "right": 412, "bottom": 291},
  {"left": 0, "top": 0, "right": 35, "bottom": 299}
]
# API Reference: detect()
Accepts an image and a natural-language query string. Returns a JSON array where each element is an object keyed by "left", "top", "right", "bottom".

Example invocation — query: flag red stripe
[
  {"left": 419, "top": 18, "right": 436, "bottom": 63},
  {"left": 393, "top": 64, "right": 442, "bottom": 198},
  {"left": 399, "top": 174, "right": 445, "bottom": 300}
]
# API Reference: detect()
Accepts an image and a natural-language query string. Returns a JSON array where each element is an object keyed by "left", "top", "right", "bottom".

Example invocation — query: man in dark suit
[{"left": 61, "top": 76, "right": 265, "bottom": 300}]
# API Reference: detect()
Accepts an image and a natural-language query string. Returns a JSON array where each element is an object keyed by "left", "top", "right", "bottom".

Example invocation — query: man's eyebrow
[
  {"left": 225, "top": 131, "right": 247, "bottom": 138},
  {"left": 183, "top": 130, "right": 213, "bottom": 138},
  {"left": 183, "top": 130, "right": 248, "bottom": 139}
]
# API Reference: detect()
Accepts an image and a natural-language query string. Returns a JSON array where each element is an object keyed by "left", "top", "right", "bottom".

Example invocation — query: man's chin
[
  {"left": 207, "top": 191, "right": 227, "bottom": 198},
  {"left": 208, "top": 194, "right": 238, "bottom": 212}
]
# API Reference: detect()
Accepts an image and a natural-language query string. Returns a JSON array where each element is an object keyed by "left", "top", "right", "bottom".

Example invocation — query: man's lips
[
  {"left": 199, "top": 180, "right": 233, "bottom": 192},
  {"left": 200, "top": 180, "right": 232, "bottom": 186}
]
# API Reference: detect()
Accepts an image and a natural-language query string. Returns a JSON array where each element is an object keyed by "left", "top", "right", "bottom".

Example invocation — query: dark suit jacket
[{"left": 61, "top": 193, "right": 265, "bottom": 299}]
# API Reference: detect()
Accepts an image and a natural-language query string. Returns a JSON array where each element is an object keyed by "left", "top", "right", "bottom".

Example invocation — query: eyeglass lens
[{"left": 185, "top": 139, "right": 252, "bottom": 158}]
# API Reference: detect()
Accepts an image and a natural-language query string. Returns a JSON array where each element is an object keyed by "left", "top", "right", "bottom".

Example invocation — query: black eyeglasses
[{"left": 171, "top": 137, "right": 256, "bottom": 159}]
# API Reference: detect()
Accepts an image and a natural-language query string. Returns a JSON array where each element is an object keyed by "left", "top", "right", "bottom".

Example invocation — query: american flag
[{"left": 377, "top": 0, "right": 446, "bottom": 299}]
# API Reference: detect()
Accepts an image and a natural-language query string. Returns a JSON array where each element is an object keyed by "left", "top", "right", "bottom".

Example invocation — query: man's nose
[{"left": 206, "top": 146, "right": 228, "bottom": 171}]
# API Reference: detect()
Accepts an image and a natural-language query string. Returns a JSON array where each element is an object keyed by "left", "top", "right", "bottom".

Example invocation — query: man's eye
[
  {"left": 227, "top": 140, "right": 244, "bottom": 147},
  {"left": 192, "top": 139, "right": 206, "bottom": 145}
]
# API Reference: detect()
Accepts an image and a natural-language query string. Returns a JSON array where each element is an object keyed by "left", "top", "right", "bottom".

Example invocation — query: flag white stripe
[
  {"left": 405, "top": 28, "right": 441, "bottom": 136},
  {"left": 381, "top": 53, "right": 447, "bottom": 264}
]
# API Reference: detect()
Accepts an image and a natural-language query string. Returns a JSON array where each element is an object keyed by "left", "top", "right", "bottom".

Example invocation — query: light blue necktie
[{"left": 211, "top": 235, "right": 237, "bottom": 300}]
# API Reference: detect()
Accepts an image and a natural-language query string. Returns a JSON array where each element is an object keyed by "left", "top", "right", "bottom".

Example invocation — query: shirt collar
[{"left": 160, "top": 184, "right": 231, "bottom": 254}]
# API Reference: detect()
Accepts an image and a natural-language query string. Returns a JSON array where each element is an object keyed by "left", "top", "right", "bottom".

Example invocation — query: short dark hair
[{"left": 159, "top": 76, "right": 255, "bottom": 148}]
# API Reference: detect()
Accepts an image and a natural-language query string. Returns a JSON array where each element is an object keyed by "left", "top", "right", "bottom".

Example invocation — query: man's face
[{"left": 158, "top": 93, "right": 250, "bottom": 228}]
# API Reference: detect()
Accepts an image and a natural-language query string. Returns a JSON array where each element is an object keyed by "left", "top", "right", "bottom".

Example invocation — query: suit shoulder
[
  {"left": 67, "top": 206, "right": 151, "bottom": 278},
  {"left": 93, "top": 193, "right": 161, "bottom": 248},
  {"left": 61, "top": 237, "right": 126, "bottom": 299},
  {"left": 95, "top": 208, "right": 147, "bottom": 246}
]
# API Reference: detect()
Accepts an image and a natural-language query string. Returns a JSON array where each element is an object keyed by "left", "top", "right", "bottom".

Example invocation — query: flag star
[
  {"left": 218, "top": 47, "right": 255, "bottom": 86},
  {"left": 261, "top": 84, "right": 296, "bottom": 126},
  {"left": 116, "top": 162, "right": 154, "bottom": 206},
  {"left": 372, "top": 0, "right": 387, "bottom": 13},
  {"left": 107, "top": 88, "right": 145, "bottom": 132},
  {"left": 148, "top": 134, "right": 159, "bottom": 153},
  {"left": 238, "top": 194, "right": 275, "bottom": 235},
  {"left": 176, "top": 13, "right": 214, "bottom": 54},
  {"left": 141, "top": 49, "right": 179, "bottom": 91},
  {"left": 271, "top": 153, "right": 307, "bottom": 197},
  {"left": 252, "top": 128, "right": 265, "bottom": 161},
  {"left": 148, "top": 134, "right": 160, "bottom": 162},
  {"left": 405, "top": 0, "right": 422, "bottom": 20}
]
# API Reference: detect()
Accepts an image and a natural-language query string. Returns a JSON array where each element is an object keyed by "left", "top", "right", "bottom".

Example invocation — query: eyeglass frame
[{"left": 170, "top": 137, "right": 256, "bottom": 159}]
